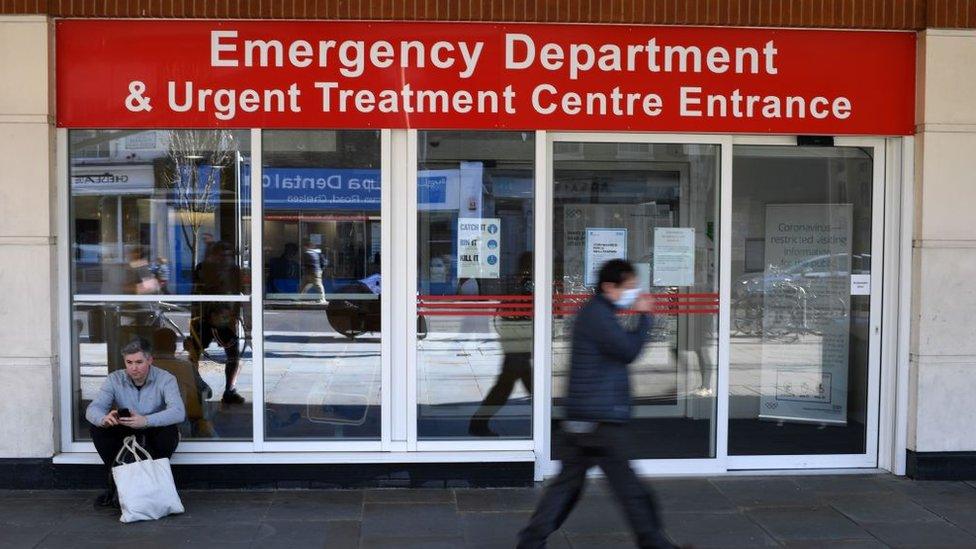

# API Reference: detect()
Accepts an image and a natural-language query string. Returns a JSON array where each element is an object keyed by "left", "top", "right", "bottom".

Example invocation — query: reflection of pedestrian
[
  {"left": 301, "top": 239, "right": 329, "bottom": 304},
  {"left": 268, "top": 242, "right": 299, "bottom": 294},
  {"left": 151, "top": 328, "right": 214, "bottom": 437},
  {"left": 470, "top": 252, "right": 533, "bottom": 437},
  {"left": 190, "top": 240, "right": 245, "bottom": 405},
  {"left": 125, "top": 247, "right": 160, "bottom": 294},
  {"left": 152, "top": 257, "right": 171, "bottom": 294},
  {"left": 519, "top": 259, "right": 675, "bottom": 549}
]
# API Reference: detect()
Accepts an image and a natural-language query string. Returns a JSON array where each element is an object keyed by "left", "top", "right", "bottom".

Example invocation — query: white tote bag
[{"left": 112, "top": 435, "right": 184, "bottom": 523}]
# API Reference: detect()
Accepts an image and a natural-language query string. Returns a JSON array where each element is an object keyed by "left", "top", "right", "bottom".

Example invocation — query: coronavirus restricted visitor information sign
[{"left": 56, "top": 20, "right": 915, "bottom": 134}]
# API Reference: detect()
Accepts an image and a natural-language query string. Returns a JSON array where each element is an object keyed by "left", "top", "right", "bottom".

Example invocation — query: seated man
[{"left": 86, "top": 338, "right": 186, "bottom": 508}]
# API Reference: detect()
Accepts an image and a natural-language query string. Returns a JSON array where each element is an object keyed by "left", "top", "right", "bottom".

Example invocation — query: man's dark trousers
[
  {"left": 90, "top": 424, "right": 180, "bottom": 470},
  {"left": 518, "top": 423, "right": 674, "bottom": 549}
]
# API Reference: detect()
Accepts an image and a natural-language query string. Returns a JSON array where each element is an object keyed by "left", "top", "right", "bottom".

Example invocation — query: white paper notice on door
[
  {"left": 653, "top": 227, "right": 696, "bottom": 286},
  {"left": 850, "top": 274, "right": 871, "bottom": 295},
  {"left": 584, "top": 228, "right": 628, "bottom": 286}
]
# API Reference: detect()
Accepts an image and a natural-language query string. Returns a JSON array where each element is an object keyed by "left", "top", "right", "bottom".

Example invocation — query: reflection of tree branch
[{"left": 161, "top": 130, "right": 236, "bottom": 265}]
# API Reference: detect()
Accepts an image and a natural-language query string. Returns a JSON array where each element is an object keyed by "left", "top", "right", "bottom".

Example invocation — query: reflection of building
[
  {"left": 4, "top": 6, "right": 976, "bottom": 488},
  {"left": 71, "top": 131, "right": 247, "bottom": 294},
  {"left": 71, "top": 163, "right": 157, "bottom": 293}
]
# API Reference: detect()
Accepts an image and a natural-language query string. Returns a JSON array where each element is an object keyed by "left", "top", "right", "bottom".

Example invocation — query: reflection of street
[
  {"left": 416, "top": 315, "right": 533, "bottom": 438},
  {"left": 417, "top": 317, "right": 531, "bottom": 407},
  {"left": 263, "top": 309, "right": 381, "bottom": 420}
]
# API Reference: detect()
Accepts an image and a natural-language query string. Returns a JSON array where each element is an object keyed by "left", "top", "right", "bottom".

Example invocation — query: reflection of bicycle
[
  {"left": 324, "top": 282, "right": 428, "bottom": 340},
  {"left": 732, "top": 279, "right": 848, "bottom": 342},
  {"left": 146, "top": 301, "right": 251, "bottom": 363}
]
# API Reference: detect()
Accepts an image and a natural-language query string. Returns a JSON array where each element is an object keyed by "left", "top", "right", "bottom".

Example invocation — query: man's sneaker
[
  {"left": 222, "top": 389, "right": 245, "bottom": 405},
  {"left": 93, "top": 486, "right": 119, "bottom": 509}
]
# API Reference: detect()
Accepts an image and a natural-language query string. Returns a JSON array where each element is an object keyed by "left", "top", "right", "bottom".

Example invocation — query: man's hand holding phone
[
  {"left": 118, "top": 410, "right": 148, "bottom": 429},
  {"left": 100, "top": 409, "right": 119, "bottom": 427}
]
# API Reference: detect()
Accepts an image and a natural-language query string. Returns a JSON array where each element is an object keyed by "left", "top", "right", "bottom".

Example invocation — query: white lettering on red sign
[{"left": 55, "top": 21, "right": 916, "bottom": 133}]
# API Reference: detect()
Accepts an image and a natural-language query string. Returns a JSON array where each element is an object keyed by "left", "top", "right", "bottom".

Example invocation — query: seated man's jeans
[{"left": 89, "top": 424, "right": 180, "bottom": 472}]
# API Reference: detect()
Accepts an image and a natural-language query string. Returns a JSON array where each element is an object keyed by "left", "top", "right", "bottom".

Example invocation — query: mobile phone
[{"left": 118, "top": 408, "right": 131, "bottom": 418}]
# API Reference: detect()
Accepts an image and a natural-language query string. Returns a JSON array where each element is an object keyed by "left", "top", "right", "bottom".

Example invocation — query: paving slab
[
  {"left": 4, "top": 475, "right": 976, "bottom": 548},
  {"left": 780, "top": 540, "right": 889, "bottom": 548},
  {"left": 650, "top": 477, "right": 737, "bottom": 514},
  {"left": 364, "top": 488, "right": 455, "bottom": 504},
  {"left": 712, "top": 477, "right": 817, "bottom": 509},
  {"left": 928, "top": 505, "right": 976, "bottom": 536},
  {"left": 361, "top": 502, "right": 460, "bottom": 539},
  {"left": 251, "top": 519, "right": 359, "bottom": 549},
  {"left": 558, "top": 494, "right": 632, "bottom": 536},
  {"left": 863, "top": 520, "right": 976, "bottom": 548},
  {"left": 664, "top": 511, "right": 780, "bottom": 547},
  {"left": 170, "top": 491, "right": 273, "bottom": 525},
  {"left": 828, "top": 492, "right": 942, "bottom": 524},
  {"left": 360, "top": 535, "right": 466, "bottom": 548},
  {"left": 460, "top": 510, "right": 532, "bottom": 545},
  {"left": 0, "top": 525, "right": 59, "bottom": 549},
  {"left": 790, "top": 475, "right": 896, "bottom": 496},
  {"left": 564, "top": 532, "right": 636, "bottom": 548},
  {"left": 747, "top": 506, "right": 875, "bottom": 542},
  {"left": 265, "top": 489, "right": 364, "bottom": 521},
  {"left": 455, "top": 487, "right": 540, "bottom": 512}
]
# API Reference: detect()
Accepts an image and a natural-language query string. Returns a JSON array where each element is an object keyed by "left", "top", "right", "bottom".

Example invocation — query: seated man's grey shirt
[{"left": 85, "top": 366, "right": 186, "bottom": 428}]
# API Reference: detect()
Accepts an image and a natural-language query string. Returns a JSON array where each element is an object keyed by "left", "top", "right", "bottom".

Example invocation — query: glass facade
[
  {"left": 415, "top": 131, "right": 535, "bottom": 440},
  {"left": 64, "top": 129, "right": 885, "bottom": 471},
  {"left": 261, "top": 130, "right": 383, "bottom": 440},
  {"left": 69, "top": 130, "right": 253, "bottom": 440}
]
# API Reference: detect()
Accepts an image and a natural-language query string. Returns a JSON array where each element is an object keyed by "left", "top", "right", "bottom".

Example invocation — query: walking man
[{"left": 518, "top": 259, "right": 676, "bottom": 549}]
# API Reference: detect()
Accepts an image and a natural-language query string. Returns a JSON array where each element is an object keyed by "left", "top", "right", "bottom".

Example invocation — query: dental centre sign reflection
[
  {"left": 56, "top": 21, "right": 915, "bottom": 134},
  {"left": 244, "top": 168, "right": 380, "bottom": 210}
]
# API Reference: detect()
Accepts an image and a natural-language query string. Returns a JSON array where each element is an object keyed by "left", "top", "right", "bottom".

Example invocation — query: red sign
[{"left": 56, "top": 20, "right": 915, "bottom": 134}]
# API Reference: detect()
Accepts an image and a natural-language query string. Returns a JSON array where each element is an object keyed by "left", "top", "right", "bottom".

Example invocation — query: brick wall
[{"left": 0, "top": 0, "right": 972, "bottom": 29}]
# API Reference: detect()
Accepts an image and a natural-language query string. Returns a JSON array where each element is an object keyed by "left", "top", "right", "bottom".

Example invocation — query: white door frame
[
  {"left": 535, "top": 133, "right": 893, "bottom": 479},
  {"left": 537, "top": 132, "right": 734, "bottom": 479},
  {"left": 724, "top": 135, "right": 886, "bottom": 471}
]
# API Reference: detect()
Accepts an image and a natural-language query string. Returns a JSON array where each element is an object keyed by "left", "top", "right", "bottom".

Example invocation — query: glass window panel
[
  {"left": 69, "top": 130, "right": 251, "bottom": 296},
  {"left": 729, "top": 145, "right": 874, "bottom": 456},
  {"left": 262, "top": 130, "right": 382, "bottom": 440},
  {"left": 71, "top": 301, "right": 253, "bottom": 440},
  {"left": 69, "top": 129, "right": 253, "bottom": 442},
  {"left": 551, "top": 142, "right": 720, "bottom": 459},
  {"left": 416, "top": 131, "right": 535, "bottom": 440}
]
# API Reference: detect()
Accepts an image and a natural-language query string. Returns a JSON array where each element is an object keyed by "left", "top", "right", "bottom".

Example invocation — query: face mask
[{"left": 613, "top": 287, "right": 641, "bottom": 309}]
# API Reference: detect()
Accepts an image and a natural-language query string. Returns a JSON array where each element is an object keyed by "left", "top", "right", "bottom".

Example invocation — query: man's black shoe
[{"left": 93, "top": 486, "right": 119, "bottom": 509}]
